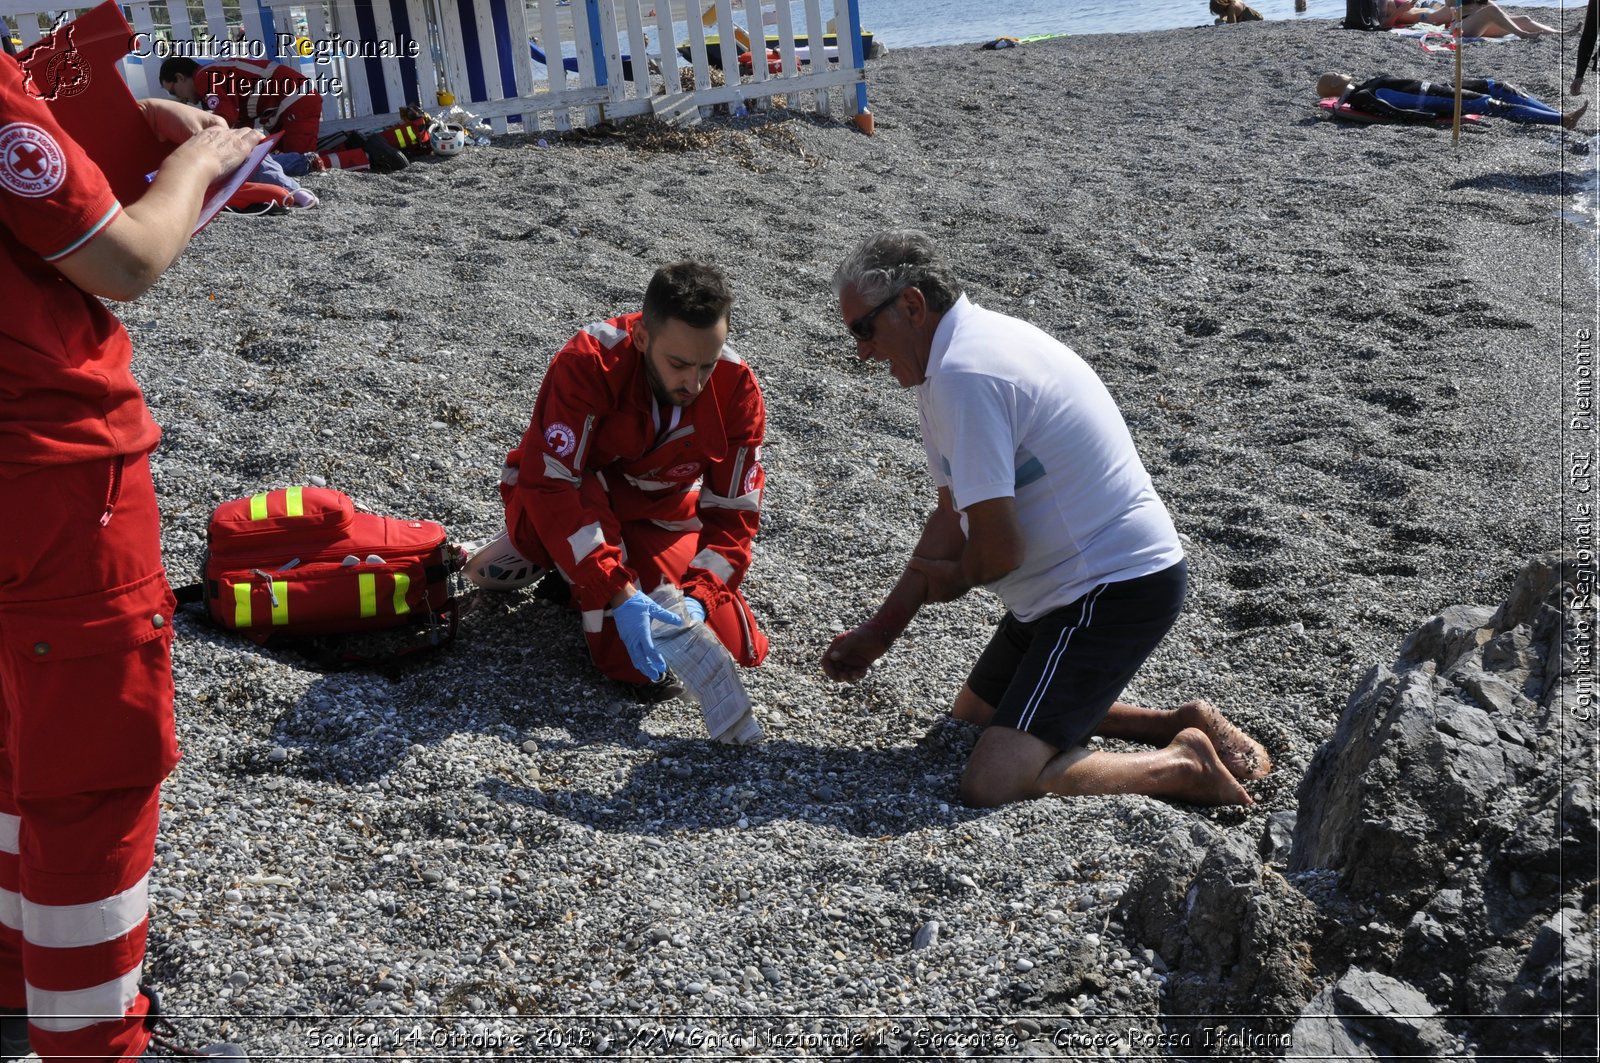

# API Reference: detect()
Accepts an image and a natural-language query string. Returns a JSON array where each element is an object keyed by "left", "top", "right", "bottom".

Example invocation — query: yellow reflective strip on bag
[
  {"left": 359, "top": 573, "right": 378, "bottom": 618},
  {"left": 249, "top": 492, "right": 269, "bottom": 520},
  {"left": 285, "top": 486, "right": 304, "bottom": 517},
  {"left": 233, "top": 583, "right": 252, "bottom": 627},
  {"left": 271, "top": 581, "right": 289, "bottom": 625},
  {"left": 393, "top": 573, "right": 411, "bottom": 616}
]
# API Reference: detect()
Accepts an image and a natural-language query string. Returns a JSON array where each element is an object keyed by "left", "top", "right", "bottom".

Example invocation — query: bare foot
[
  {"left": 1170, "top": 729, "right": 1255, "bottom": 806},
  {"left": 1564, "top": 99, "right": 1590, "bottom": 131},
  {"left": 1175, "top": 699, "right": 1273, "bottom": 781}
]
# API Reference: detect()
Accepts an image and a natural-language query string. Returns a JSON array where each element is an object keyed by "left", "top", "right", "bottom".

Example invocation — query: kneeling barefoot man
[{"left": 822, "top": 231, "right": 1270, "bottom": 808}]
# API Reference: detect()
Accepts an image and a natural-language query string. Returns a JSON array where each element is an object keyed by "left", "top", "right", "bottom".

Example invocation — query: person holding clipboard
[{"left": 0, "top": 31, "right": 259, "bottom": 1063}]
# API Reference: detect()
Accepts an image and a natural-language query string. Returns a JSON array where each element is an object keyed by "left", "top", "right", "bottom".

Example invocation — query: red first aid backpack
[{"left": 180, "top": 487, "right": 465, "bottom": 662}]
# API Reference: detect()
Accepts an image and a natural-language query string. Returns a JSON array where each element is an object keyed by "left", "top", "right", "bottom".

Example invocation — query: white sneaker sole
[{"left": 463, "top": 529, "right": 543, "bottom": 590}]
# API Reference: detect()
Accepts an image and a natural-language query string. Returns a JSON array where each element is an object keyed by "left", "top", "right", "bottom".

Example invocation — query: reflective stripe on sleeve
[
  {"left": 249, "top": 493, "right": 269, "bottom": 520},
  {"left": 542, "top": 454, "right": 581, "bottom": 486},
  {"left": 690, "top": 549, "right": 735, "bottom": 584},
  {"left": 285, "top": 486, "right": 304, "bottom": 516},
  {"left": 567, "top": 522, "right": 606, "bottom": 566},
  {"left": 0, "top": 888, "right": 20, "bottom": 932},
  {"left": 699, "top": 489, "right": 759, "bottom": 512},
  {"left": 0, "top": 812, "right": 18, "bottom": 855},
  {"left": 271, "top": 581, "right": 289, "bottom": 625},
  {"left": 394, "top": 573, "right": 411, "bottom": 615}
]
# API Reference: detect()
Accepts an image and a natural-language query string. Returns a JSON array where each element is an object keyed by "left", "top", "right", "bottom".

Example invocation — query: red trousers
[
  {"left": 269, "top": 96, "right": 322, "bottom": 153},
  {"left": 0, "top": 455, "right": 179, "bottom": 1061},
  {"left": 505, "top": 476, "right": 767, "bottom": 684}
]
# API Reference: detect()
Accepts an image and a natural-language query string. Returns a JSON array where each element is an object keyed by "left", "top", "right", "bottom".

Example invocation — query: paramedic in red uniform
[
  {"left": 159, "top": 55, "right": 320, "bottom": 153},
  {"left": 470, "top": 262, "right": 769, "bottom": 697},
  {"left": 0, "top": 50, "right": 258, "bottom": 1063}
]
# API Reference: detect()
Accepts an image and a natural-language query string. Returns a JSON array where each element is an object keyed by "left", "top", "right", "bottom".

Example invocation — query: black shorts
[{"left": 967, "top": 560, "right": 1187, "bottom": 752}]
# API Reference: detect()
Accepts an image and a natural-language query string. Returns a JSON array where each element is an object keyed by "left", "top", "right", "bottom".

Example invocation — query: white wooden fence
[{"left": 1, "top": 0, "right": 870, "bottom": 134}]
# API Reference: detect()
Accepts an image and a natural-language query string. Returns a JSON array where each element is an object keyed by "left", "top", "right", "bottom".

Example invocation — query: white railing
[{"left": 1, "top": 1, "right": 870, "bottom": 134}]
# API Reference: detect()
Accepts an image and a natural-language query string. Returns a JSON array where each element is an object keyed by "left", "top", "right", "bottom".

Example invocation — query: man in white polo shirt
[{"left": 822, "top": 230, "right": 1271, "bottom": 808}]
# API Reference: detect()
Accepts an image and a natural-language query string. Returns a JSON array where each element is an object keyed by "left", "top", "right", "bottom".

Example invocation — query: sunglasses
[{"left": 848, "top": 289, "right": 903, "bottom": 341}]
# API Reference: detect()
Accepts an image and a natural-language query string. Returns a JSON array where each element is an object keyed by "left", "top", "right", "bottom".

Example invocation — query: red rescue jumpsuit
[
  {"left": 500, "top": 313, "right": 769, "bottom": 683},
  {"left": 194, "top": 58, "right": 322, "bottom": 153},
  {"left": 0, "top": 52, "right": 180, "bottom": 1061}
]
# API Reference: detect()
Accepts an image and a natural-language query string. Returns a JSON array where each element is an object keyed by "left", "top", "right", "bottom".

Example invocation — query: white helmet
[{"left": 430, "top": 122, "right": 468, "bottom": 156}]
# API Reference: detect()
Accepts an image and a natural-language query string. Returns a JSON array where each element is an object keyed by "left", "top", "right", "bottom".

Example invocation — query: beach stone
[
  {"left": 1258, "top": 811, "right": 1296, "bottom": 866},
  {"left": 1117, "top": 557, "right": 1595, "bottom": 1060},
  {"left": 912, "top": 921, "right": 939, "bottom": 950},
  {"left": 1290, "top": 969, "right": 1454, "bottom": 1060}
]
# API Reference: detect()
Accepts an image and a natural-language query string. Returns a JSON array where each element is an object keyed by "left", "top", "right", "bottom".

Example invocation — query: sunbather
[
  {"left": 1318, "top": 71, "right": 1588, "bottom": 127},
  {"left": 1210, "top": 1, "right": 1264, "bottom": 24},
  {"left": 1384, "top": 1, "right": 1565, "bottom": 38}
]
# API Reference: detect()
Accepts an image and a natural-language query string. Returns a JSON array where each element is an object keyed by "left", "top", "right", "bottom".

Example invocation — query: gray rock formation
[{"left": 1115, "top": 556, "right": 1597, "bottom": 1059}]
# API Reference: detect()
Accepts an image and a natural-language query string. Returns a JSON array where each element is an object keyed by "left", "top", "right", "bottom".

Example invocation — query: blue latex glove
[{"left": 613, "top": 589, "right": 683, "bottom": 680}]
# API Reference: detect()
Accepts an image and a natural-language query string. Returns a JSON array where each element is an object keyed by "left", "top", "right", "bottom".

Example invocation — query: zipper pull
[{"left": 252, "top": 569, "right": 279, "bottom": 609}]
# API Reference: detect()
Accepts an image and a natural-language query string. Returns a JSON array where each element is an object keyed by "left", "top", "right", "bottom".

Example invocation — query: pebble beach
[{"left": 115, "top": 10, "right": 1589, "bottom": 1057}]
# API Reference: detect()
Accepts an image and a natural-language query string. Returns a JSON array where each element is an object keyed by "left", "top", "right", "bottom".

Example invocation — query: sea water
[
  {"left": 555, "top": 0, "right": 1350, "bottom": 61},
  {"left": 856, "top": 0, "right": 1351, "bottom": 48}
]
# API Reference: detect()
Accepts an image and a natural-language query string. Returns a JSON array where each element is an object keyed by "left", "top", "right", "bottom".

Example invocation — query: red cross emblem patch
[{"left": 0, "top": 123, "right": 67, "bottom": 198}]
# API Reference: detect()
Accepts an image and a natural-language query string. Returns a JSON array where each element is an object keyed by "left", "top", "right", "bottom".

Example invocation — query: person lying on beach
[
  {"left": 822, "top": 230, "right": 1270, "bottom": 810},
  {"left": 1318, "top": 71, "right": 1589, "bottom": 127},
  {"left": 1210, "top": 1, "right": 1264, "bottom": 24},
  {"left": 1383, "top": 0, "right": 1565, "bottom": 38},
  {"left": 465, "top": 262, "right": 770, "bottom": 716},
  {"left": 160, "top": 56, "right": 408, "bottom": 174}
]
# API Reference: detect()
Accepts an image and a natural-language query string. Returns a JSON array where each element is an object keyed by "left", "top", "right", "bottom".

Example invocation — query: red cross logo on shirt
[
  {"left": 10, "top": 142, "right": 48, "bottom": 177},
  {"left": 0, "top": 123, "right": 68, "bottom": 198}
]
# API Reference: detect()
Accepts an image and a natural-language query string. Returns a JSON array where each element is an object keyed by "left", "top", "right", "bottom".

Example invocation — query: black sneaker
[
  {"left": 362, "top": 133, "right": 410, "bottom": 173},
  {"left": 629, "top": 671, "right": 686, "bottom": 703},
  {"left": 140, "top": 1036, "right": 247, "bottom": 1059},
  {"left": 532, "top": 569, "right": 571, "bottom": 606},
  {"left": 140, "top": 984, "right": 247, "bottom": 1060},
  {"left": 1, "top": 1006, "right": 27, "bottom": 1063}
]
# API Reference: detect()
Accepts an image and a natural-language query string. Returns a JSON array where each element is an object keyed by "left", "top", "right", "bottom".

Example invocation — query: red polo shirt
[{"left": 0, "top": 53, "right": 160, "bottom": 477}]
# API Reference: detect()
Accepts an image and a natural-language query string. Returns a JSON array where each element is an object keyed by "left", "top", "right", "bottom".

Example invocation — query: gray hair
[{"left": 832, "top": 230, "right": 962, "bottom": 314}]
